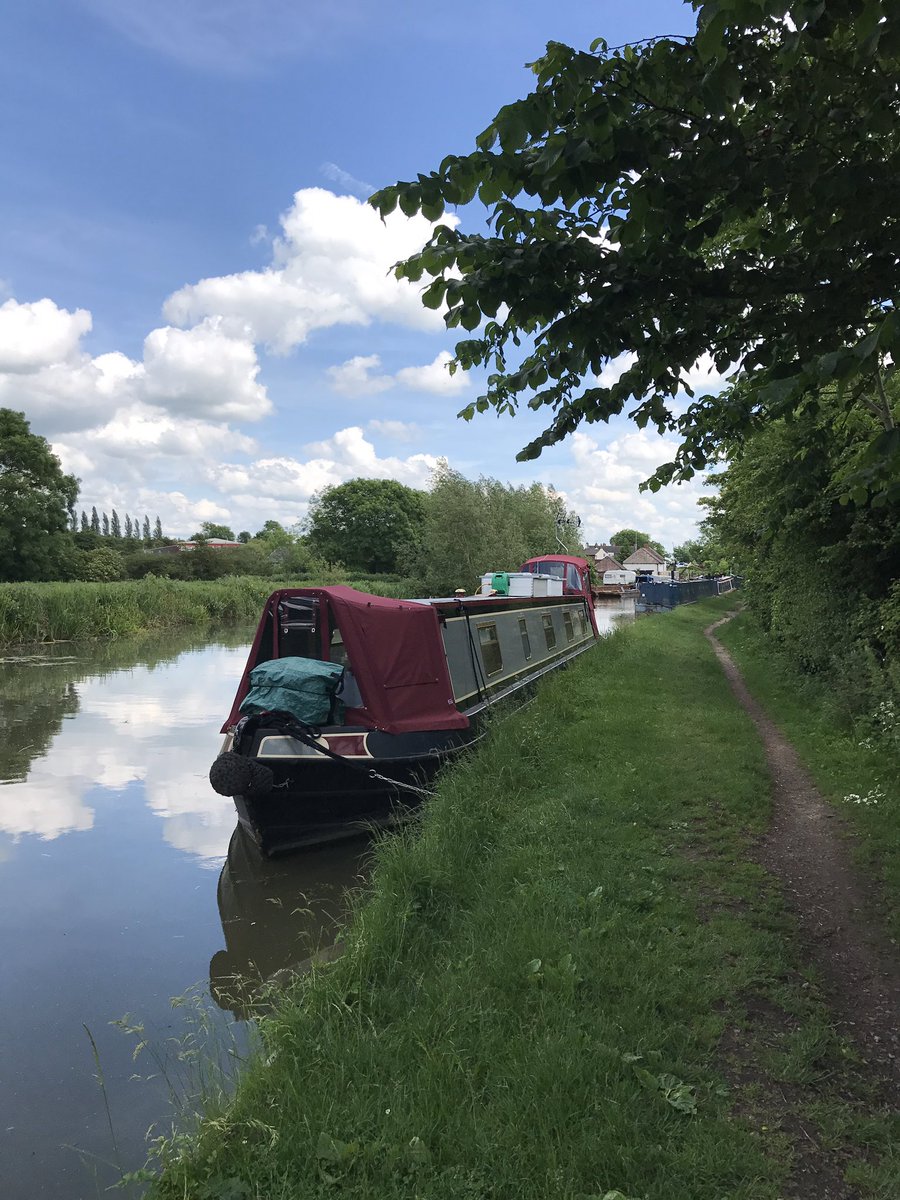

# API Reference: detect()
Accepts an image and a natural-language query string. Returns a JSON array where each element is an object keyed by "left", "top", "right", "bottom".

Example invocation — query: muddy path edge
[{"left": 704, "top": 611, "right": 900, "bottom": 1091}]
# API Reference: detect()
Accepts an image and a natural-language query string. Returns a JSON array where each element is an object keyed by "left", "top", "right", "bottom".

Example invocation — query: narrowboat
[{"left": 209, "top": 554, "right": 598, "bottom": 855}]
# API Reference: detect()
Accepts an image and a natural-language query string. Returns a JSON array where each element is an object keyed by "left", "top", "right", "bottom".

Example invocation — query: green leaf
[
  {"left": 696, "top": 10, "right": 728, "bottom": 65},
  {"left": 421, "top": 280, "right": 446, "bottom": 310},
  {"left": 398, "top": 191, "right": 421, "bottom": 218}
]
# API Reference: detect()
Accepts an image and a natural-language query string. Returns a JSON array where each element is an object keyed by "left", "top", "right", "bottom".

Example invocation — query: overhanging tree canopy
[{"left": 372, "top": 0, "right": 900, "bottom": 493}]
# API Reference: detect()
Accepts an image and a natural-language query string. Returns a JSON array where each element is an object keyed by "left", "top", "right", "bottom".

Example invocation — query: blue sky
[{"left": 0, "top": 0, "right": 718, "bottom": 548}]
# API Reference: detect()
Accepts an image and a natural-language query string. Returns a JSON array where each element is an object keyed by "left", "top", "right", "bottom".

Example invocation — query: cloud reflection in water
[{"left": 0, "top": 634, "right": 249, "bottom": 862}]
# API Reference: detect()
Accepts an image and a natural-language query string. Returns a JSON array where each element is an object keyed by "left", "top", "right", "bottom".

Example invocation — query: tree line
[
  {"left": 2, "top": 408, "right": 610, "bottom": 588},
  {"left": 303, "top": 468, "right": 584, "bottom": 595},
  {"left": 74, "top": 508, "right": 163, "bottom": 541}
]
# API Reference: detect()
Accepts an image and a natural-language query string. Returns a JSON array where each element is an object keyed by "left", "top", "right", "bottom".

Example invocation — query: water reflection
[
  {"left": 593, "top": 595, "right": 636, "bottom": 634},
  {"left": 210, "top": 826, "right": 370, "bottom": 1018},
  {"left": 0, "top": 628, "right": 249, "bottom": 859}
]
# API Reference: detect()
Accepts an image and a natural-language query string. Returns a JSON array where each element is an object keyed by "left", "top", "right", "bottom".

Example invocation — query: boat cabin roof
[{"left": 521, "top": 554, "right": 591, "bottom": 571}]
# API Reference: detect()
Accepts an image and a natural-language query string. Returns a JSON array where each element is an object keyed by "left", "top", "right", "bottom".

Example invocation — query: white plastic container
[
  {"left": 508, "top": 572, "right": 535, "bottom": 597},
  {"left": 546, "top": 577, "right": 564, "bottom": 596},
  {"left": 531, "top": 574, "right": 549, "bottom": 596},
  {"left": 480, "top": 573, "right": 494, "bottom": 595}
]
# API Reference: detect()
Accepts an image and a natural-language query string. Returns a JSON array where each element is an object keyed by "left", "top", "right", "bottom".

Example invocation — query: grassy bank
[
  {"left": 717, "top": 608, "right": 900, "bottom": 940},
  {"left": 143, "top": 597, "right": 896, "bottom": 1200},
  {"left": 0, "top": 575, "right": 418, "bottom": 645}
]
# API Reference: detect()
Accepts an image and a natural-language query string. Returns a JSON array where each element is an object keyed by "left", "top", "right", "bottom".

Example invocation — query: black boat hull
[
  {"left": 232, "top": 757, "right": 439, "bottom": 855},
  {"left": 228, "top": 727, "right": 474, "bottom": 855}
]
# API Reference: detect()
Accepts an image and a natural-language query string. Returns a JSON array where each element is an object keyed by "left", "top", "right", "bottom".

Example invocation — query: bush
[{"left": 77, "top": 546, "right": 127, "bottom": 582}]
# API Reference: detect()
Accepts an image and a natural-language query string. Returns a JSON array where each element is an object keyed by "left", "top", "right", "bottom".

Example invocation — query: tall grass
[
  {"left": 0, "top": 575, "right": 421, "bottom": 645},
  {"left": 144, "top": 597, "right": 897, "bottom": 1199}
]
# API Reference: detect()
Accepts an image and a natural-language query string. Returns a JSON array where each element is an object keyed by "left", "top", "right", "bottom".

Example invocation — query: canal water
[{"left": 0, "top": 599, "right": 634, "bottom": 1199}]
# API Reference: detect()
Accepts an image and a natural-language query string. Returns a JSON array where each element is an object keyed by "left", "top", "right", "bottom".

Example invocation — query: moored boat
[{"left": 209, "top": 554, "right": 598, "bottom": 855}]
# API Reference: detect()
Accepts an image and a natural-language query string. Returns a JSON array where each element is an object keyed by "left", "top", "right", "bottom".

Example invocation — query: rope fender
[{"left": 209, "top": 751, "right": 274, "bottom": 799}]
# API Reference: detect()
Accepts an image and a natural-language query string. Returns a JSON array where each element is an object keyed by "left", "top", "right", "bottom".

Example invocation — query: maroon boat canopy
[
  {"left": 224, "top": 586, "right": 468, "bottom": 736},
  {"left": 328, "top": 587, "right": 468, "bottom": 734}
]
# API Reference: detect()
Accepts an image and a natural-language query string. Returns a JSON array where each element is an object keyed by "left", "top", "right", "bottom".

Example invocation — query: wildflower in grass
[{"left": 843, "top": 786, "right": 886, "bottom": 807}]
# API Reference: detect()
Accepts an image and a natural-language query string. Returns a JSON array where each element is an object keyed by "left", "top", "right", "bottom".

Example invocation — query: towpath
[{"left": 705, "top": 612, "right": 899, "bottom": 1198}]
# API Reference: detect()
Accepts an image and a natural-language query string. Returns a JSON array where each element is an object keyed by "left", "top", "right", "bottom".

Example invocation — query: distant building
[
  {"left": 622, "top": 545, "right": 668, "bottom": 579},
  {"left": 592, "top": 553, "right": 624, "bottom": 575},
  {"left": 153, "top": 538, "right": 243, "bottom": 554},
  {"left": 583, "top": 543, "right": 616, "bottom": 569}
]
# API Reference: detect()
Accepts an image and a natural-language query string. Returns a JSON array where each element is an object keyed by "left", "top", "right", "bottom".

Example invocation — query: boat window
[
  {"left": 566, "top": 564, "right": 582, "bottom": 591},
  {"left": 518, "top": 617, "right": 532, "bottom": 660},
  {"left": 542, "top": 613, "right": 557, "bottom": 650},
  {"left": 329, "top": 624, "right": 350, "bottom": 667},
  {"left": 478, "top": 623, "right": 503, "bottom": 675},
  {"left": 538, "top": 561, "right": 566, "bottom": 579},
  {"left": 564, "top": 611, "right": 575, "bottom": 642}
]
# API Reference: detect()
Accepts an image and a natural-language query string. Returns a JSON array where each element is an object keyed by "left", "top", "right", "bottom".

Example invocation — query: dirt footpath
[{"left": 705, "top": 614, "right": 900, "bottom": 1092}]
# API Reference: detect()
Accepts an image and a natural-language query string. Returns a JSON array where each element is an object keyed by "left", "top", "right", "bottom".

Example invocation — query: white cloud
[
  {"left": 0, "top": 349, "right": 139, "bottom": 432},
  {"left": 395, "top": 351, "right": 467, "bottom": 394},
  {"left": 0, "top": 297, "right": 92, "bottom": 374},
  {"left": 163, "top": 188, "right": 458, "bottom": 352},
  {"left": 140, "top": 318, "right": 271, "bottom": 420},
  {"left": 326, "top": 354, "right": 392, "bottom": 397},
  {"left": 552, "top": 427, "right": 710, "bottom": 549},
  {"left": 0, "top": 304, "right": 270, "bottom": 434},
  {"left": 51, "top": 403, "right": 259, "bottom": 536},
  {"left": 57, "top": 403, "right": 257, "bottom": 465},
  {"left": 595, "top": 352, "right": 637, "bottom": 389},
  {"left": 680, "top": 352, "right": 732, "bottom": 393},
  {"left": 206, "top": 426, "right": 439, "bottom": 527},
  {"left": 327, "top": 350, "right": 469, "bottom": 398}
]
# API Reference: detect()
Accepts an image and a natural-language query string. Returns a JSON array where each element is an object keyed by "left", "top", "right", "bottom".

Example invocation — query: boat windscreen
[
  {"left": 277, "top": 597, "right": 320, "bottom": 659},
  {"left": 534, "top": 561, "right": 566, "bottom": 578}
]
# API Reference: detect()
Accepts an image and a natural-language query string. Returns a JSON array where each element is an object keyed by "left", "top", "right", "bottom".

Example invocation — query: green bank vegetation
[
  {"left": 143, "top": 598, "right": 896, "bottom": 1200},
  {"left": 0, "top": 574, "right": 418, "bottom": 646}
]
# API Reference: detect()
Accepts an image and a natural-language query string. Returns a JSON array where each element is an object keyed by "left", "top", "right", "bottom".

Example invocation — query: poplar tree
[
  {"left": 142, "top": 515, "right": 151, "bottom": 540},
  {"left": 153, "top": 516, "right": 162, "bottom": 540},
  {"left": 90, "top": 506, "right": 100, "bottom": 534},
  {"left": 124, "top": 514, "right": 132, "bottom": 539},
  {"left": 111, "top": 509, "right": 121, "bottom": 538},
  {"left": 80, "top": 511, "right": 89, "bottom": 533},
  {"left": 102, "top": 512, "right": 110, "bottom": 536}
]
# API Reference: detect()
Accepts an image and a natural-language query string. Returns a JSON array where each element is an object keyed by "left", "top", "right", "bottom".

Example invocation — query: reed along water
[{"left": 0, "top": 598, "right": 634, "bottom": 1198}]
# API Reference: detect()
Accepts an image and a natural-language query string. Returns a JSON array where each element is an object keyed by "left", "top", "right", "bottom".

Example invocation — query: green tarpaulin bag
[{"left": 239, "top": 657, "right": 345, "bottom": 726}]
